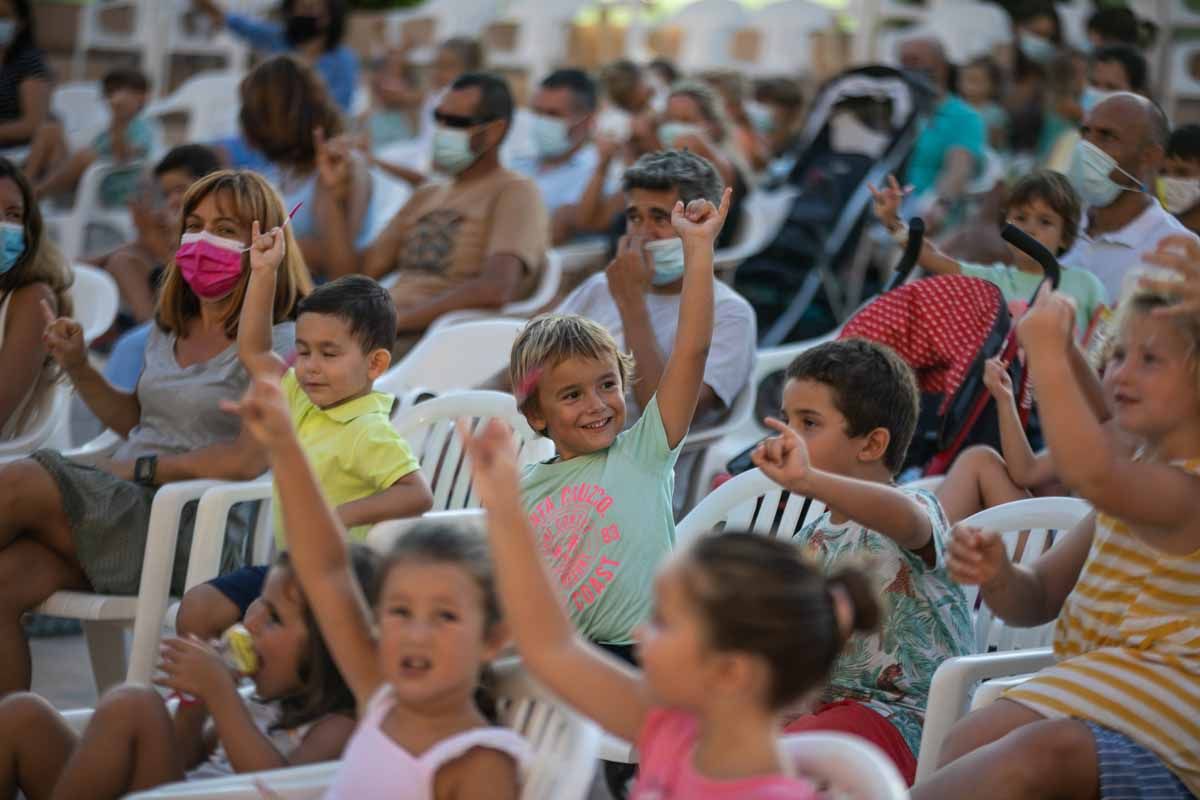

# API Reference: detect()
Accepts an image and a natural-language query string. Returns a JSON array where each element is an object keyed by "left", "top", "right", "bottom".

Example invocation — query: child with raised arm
[
  {"left": 462, "top": 416, "right": 879, "bottom": 799},
  {"left": 751, "top": 339, "right": 974, "bottom": 785},
  {"left": 177, "top": 227, "right": 432, "bottom": 641},
  {"left": 221, "top": 356, "right": 527, "bottom": 800},
  {"left": 510, "top": 186, "right": 732, "bottom": 661},
  {"left": 872, "top": 170, "right": 1108, "bottom": 338},
  {"left": 914, "top": 285, "right": 1200, "bottom": 800}
]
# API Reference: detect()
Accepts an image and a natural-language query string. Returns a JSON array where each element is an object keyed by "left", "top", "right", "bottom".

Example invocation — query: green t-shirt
[
  {"left": 959, "top": 261, "right": 1109, "bottom": 338},
  {"left": 519, "top": 396, "right": 681, "bottom": 645}
]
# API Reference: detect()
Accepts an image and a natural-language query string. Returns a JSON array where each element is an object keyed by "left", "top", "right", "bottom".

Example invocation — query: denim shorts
[{"left": 207, "top": 565, "right": 270, "bottom": 618}]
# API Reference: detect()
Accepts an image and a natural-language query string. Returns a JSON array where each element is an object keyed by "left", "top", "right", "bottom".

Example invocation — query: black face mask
[{"left": 284, "top": 15, "right": 322, "bottom": 46}]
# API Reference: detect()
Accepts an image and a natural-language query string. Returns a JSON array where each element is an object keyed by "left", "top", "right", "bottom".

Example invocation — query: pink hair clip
[{"left": 515, "top": 364, "right": 544, "bottom": 406}]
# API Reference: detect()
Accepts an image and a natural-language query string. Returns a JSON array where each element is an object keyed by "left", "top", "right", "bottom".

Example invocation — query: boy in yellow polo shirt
[{"left": 176, "top": 222, "right": 432, "bottom": 639}]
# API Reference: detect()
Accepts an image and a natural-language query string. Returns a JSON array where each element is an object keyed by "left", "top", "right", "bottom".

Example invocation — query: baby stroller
[
  {"left": 733, "top": 65, "right": 936, "bottom": 346},
  {"left": 839, "top": 225, "right": 1062, "bottom": 476}
]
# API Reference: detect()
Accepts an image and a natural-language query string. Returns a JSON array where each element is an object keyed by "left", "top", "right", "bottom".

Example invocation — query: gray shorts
[
  {"left": 31, "top": 450, "right": 246, "bottom": 596},
  {"left": 1085, "top": 722, "right": 1196, "bottom": 800}
]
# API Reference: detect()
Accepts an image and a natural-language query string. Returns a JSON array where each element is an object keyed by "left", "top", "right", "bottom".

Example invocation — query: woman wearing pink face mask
[{"left": 0, "top": 169, "right": 311, "bottom": 695}]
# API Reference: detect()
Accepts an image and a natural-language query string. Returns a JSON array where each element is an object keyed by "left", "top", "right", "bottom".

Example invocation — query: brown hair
[
  {"left": 1005, "top": 169, "right": 1082, "bottom": 255},
  {"left": 239, "top": 55, "right": 344, "bottom": 168},
  {"left": 156, "top": 170, "right": 311, "bottom": 339},
  {"left": 0, "top": 157, "right": 72, "bottom": 320},
  {"left": 683, "top": 533, "right": 879, "bottom": 709},
  {"left": 785, "top": 339, "right": 920, "bottom": 475}
]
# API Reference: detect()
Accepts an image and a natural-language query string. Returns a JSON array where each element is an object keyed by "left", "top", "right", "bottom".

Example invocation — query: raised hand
[
  {"left": 982, "top": 356, "right": 1013, "bottom": 402},
  {"left": 219, "top": 351, "right": 291, "bottom": 445},
  {"left": 154, "top": 635, "right": 237, "bottom": 703},
  {"left": 1140, "top": 234, "right": 1200, "bottom": 316},
  {"left": 248, "top": 220, "right": 286, "bottom": 274},
  {"left": 1017, "top": 283, "right": 1076, "bottom": 356},
  {"left": 314, "top": 127, "right": 352, "bottom": 198},
  {"left": 670, "top": 186, "right": 733, "bottom": 248},
  {"left": 458, "top": 417, "right": 522, "bottom": 515},
  {"left": 750, "top": 417, "right": 812, "bottom": 491},
  {"left": 946, "top": 524, "right": 1009, "bottom": 586},
  {"left": 40, "top": 299, "right": 87, "bottom": 375},
  {"left": 867, "top": 174, "right": 909, "bottom": 229}
]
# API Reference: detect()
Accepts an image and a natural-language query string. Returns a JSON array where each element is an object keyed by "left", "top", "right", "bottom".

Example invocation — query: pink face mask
[{"left": 175, "top": 231, "right": 249, "bottom": 300}]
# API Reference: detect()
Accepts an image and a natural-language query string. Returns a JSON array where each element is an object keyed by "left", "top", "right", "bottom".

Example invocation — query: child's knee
[
  {"left": 959, "top": 445, "right": 1005, "bottom": 473},
  {"left": 176, "top": 584, "right": 240, "bottom": 640},
  {"left": 1006, "top": 719, "right": 1097, "bottom": 790},
  {"left": 0, "top": 692, "right": 58, "bottom": 733},
  {"left": 95, "top": 685, "right": 163, "bottom": 724}
]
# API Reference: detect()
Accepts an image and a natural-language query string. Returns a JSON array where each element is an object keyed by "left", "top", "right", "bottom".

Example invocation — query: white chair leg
[{"left": 82, "top": 620, "right": 128, "bottom": 694}]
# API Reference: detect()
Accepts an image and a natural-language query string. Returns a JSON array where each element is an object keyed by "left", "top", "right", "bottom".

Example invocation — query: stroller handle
[
  {"left": 1001, "top": 224, "right": 1062, "bottom": 290},
  {"left": 885, "top": 217, "right": 926, "bottom": 292}
]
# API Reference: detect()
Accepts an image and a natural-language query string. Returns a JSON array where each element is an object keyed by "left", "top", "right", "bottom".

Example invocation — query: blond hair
[
  {"left": 1110, "top": 286, "right": 1200, "bottom": 393},
  {"left": 509, "top": 314, "right": 635, "bottom": 426},
  {"left": 156, "top": 170, "right": 312, "bottom": 339}
]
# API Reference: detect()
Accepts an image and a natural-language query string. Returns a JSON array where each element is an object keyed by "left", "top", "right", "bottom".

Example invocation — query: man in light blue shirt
[{"left": 511, "top": 69, "right": 601, "bottom": 217}]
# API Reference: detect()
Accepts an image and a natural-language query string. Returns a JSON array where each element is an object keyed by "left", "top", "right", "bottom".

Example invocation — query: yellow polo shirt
[{"left": 273, "top": 369, "right": 421, "bottom": 548}]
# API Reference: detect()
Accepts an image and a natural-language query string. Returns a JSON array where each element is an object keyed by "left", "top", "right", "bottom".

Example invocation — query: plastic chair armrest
[{"left": 181, "top": 475, "right": 274, "bottom": 592}]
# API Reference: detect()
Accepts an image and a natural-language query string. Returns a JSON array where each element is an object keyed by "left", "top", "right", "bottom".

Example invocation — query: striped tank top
[{"left": 1005, "top": 461, "right": 1200, "bottom": 794}]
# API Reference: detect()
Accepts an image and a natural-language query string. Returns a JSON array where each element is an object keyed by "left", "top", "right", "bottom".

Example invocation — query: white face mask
[
  {"left": 1018, "top": 30, "right": 1058, "bottom": 64},
  {"left": 1159, "top": 176, "right": 1200, "bottom": 215},
  {"left": 744, "top": 100, "right": 775, "bottom": 135},
  {"left": 531, "top": 113, "right": 573, "bottom": 160},
  {"left": 658, "top": 122, "right": 705, "bottom": 148},
  {"left": 431, "top": 125, "right": 477, "bottom": 175},
  {"left": 1067, "top": 139, "right": 1143, "bottom": 208},
  {"left": 644, "top": 236, "right": 687, "bottom": 286}
]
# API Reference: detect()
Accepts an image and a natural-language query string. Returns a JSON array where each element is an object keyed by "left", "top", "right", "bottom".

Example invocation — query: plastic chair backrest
[
  {"left": 376, "top": 318, "right": 525, "bottom": 398},
  {"left": 781, "top": 732, "right": 910, "bottom": 799},
  {"left": 675, "top": 467, "right": 826, "bottom": 544},
  {"left": 505, "top": 249, "right": 563, "bottom": 317},
  {"left": 52, "top": 82, "right": 111, "bottom": 151},
  {"left": 392, "top": 391, "right": 554, "bottom": 511},
  {"left": 70, "top": 264, "right": 121, "bottom": 344},
  {"left": 960, "top": 497, "right": 1092, "bottom": 652},
  {"left": 0, "top": 382, "right": 68, "bottom": 461},
  {"left": 145, "top": 70, "right": 242, "bottom": 142}
]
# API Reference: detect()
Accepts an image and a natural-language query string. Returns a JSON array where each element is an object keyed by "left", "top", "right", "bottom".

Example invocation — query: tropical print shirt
[{"left": 794, "top": 488, "right": 974, "bottom": 757}]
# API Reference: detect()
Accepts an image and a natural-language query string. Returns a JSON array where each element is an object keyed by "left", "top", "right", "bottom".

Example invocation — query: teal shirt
[
  {"left": 92, "top": 115, "right": 155, "bottom": 206},
  {"left": 960, "top": 261, "right": 1109, "bottom": 338},
  {"left": 904, "top": 95, "right": 985, "bottom": 196},
  {"left": 519, "top": 396, "right": 681, "bottom": 645}
]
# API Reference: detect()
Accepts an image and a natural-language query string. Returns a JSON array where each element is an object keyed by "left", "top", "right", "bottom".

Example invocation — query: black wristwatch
[{"left": 134, "top": 455, "right": 158, "bottom": 486}]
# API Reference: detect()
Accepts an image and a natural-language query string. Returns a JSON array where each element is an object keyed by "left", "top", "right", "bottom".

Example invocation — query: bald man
[
  {"left": 898, "top": 36, "right": 986, "bottom": 231},
  {"left": 1061, "top": 92, "right": 1197, "bottom": 300}
]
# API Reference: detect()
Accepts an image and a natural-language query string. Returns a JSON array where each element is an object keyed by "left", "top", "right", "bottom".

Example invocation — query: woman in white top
[{"left": 0, "top": 155, "right": 72, "bottom": 439}]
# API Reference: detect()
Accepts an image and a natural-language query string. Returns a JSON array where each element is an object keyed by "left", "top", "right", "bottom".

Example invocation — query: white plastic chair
[
  {"left": 422, "top": 248, "right": 563, "bottom": 330},
  {"left": 393, "top": 390, "right": 554, "bottom": 511},
  {"left": 1170, "top": 41, "right": 1200, "bottom": 122},
  {"left": 783, "top": 732, "right": 910, "bottom": 799},
  {"left": 662, "top": 0, "right": 752, "bottom": 72},
  {"left": 0, "top": 383, "right": 70, "bottom": 462},
  {"left": 70, "top": 263, "right": 121, "bottom": 344},
  {"left": 676, "top": 466, "right": 827, "bottom": 544},
  {"left": 376, "top": 317, "right": 525, "bottom": 401},
  {"left": 44, "top": 158, "right": 148, "bottom": 263},
  {"left": 144, "top": 70, "right": 243, "bottom": 144},
  {"left": 159, "top": 0, "right": 250, "bottom": 90},
  {"left": 71, "top": 0, "right": 163, "bottom": 92},
  {"left": 914, "top": 496, "right": 1093, "bottom": 782},
  {"left": 739, "top": 0, "right": 837, "bottom": 76},
  {"left": 119, "top": 658, "right": 599, "bottom": 800}
]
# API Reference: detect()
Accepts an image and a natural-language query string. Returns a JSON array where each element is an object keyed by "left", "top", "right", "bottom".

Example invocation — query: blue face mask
[
  {"left": 0, "top": 222, "right": 25, "bottom": 274},
  {"left": 645, "top": 237, "right": 686, "bottom": 286}
]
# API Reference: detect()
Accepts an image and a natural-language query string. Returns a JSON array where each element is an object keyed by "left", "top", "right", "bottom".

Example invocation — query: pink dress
[
  {"left": 631, "top": 709, "right": 820, "bottom": 799},
  {"left": 324, "top": 685, "right": 531, "bottom": 800}
]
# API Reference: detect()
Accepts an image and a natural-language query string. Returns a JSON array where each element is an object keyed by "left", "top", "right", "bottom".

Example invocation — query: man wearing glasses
[{"left": 319, "top": 71, "right": 549, "bottom": 356}]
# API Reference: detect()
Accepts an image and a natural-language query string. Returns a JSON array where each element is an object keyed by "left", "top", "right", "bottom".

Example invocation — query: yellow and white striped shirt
[{"left": 1006, "top": 463, "right": 1200, "bottom": 794}]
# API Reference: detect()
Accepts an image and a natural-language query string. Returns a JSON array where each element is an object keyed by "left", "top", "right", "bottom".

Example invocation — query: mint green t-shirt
[
  {"left": 519, "top": 396, "right": 681, "bottom": 645},
  {"left": 960, "top": 261, "right": 1108, "bottom": 338}
]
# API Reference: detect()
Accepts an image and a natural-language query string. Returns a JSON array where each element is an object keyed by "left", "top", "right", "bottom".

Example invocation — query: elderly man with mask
[
  {"left": 556, "top": 149, "right": 756, "bottom": 512},
  {"left": 1062, "top": 93, "right": 1196, "bottom": 300},
  {"left": 898, "top": 36, "right": 986, "bottom": 232}
]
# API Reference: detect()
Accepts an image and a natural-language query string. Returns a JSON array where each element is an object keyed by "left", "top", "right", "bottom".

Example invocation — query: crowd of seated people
[{"left": 0, "top": 0, "right": 1198, "bottom": 798}]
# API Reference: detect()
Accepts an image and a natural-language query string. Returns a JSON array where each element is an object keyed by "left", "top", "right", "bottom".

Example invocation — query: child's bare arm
[
  {"left": 869, "top": 175, "right": 962, "bottom": 277},
  {"left": 984, "top": 357, "right": 1047, "bottom": 488},
  {"left": 463, "top": 419, "right": 655, "bottom": 743},
  {"left": 751, "top": 418, "right": 932, "bottom": 552},
  {"left": 336, "top": 470, "right": 433, "bottom": 528},
  {"left": 1021, "top": 288, "right": 1200, "bottom": 553},
  {"left": 220, "top": 357, "right": 383, "bottom": 704},
  {"left": 35, "top": 148, "right": 96, "bottom": 198},
  {"left": 656, "top": 187, "right": 732, "bottom": 448},
  {"left": 237, "top": 222, "right": 286, "bottom": 367},
  {"left": 948, "top": 513, "right": 1095, "bottom": 626}
]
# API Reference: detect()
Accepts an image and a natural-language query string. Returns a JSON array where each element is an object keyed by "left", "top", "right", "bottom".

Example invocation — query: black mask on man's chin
[{"left": 285, "top": 15, "right": 322, "bottom": 46}]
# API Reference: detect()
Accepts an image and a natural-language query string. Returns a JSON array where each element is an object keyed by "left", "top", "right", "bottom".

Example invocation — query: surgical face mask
[
  {"left": 431, "top": 125, "right": 477, "bottom": 175},
  {"left": 175, "top": 231, "right": 248, "bottom": 300},
  {"left": 596, "top": 108, "right": 632, "bottom": 141},
  {"left": 1018, "top": 30, "right": 1058, "bottom": 64},
  {"left": 0, "top": 222, "right": 24, "bottom": 274},
  {"left": 0, "top": 19, "right": 16, "bottom": 48},
  {"left": 645, "top": 237, "right": 686, "bottom": 286},
  {"left": 1080, "top": 85, "right": 1118, "bottom": 115},
  {"left": 1067, "top": 139, "right": 1144, "bottom": 208},
  {"left": 1159, "top": 176, "right": 1200, "bottom": 215},
  {"left": 658, "top": 122, "right": 705, "bottom": 148},
  {"left": 531, "top": 113, "right": 573, "bottom": 159},
  {"left": 745, "top": 100, "right": 776, "bottom": 135}
]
